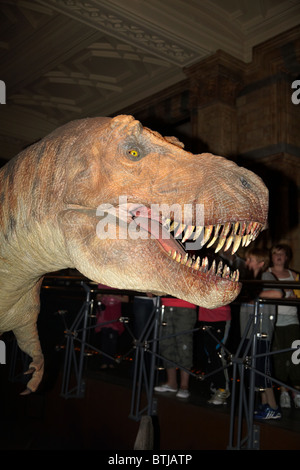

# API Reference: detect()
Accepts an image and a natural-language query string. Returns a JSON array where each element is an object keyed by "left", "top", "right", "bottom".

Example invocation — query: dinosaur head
[{"left": 57, "top": 115, "right": 268, "bottom": 308}]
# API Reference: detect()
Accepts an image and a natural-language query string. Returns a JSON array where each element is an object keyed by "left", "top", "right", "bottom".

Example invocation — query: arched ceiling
[{"left": 0, "top": 0, "right": 299, "bottom": 161}]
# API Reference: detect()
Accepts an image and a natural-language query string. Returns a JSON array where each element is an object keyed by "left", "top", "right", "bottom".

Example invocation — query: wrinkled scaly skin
[{"left": 0, "top": 115, "right": 268, "bottom": 393}]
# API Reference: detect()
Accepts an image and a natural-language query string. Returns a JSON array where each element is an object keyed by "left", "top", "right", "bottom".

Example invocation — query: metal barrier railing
[
  {"left": 7, "top": 276, "right": 300, "bottom": 450},
  {"left": 228, "top": 286, "right": 300, "bottom": 450}
]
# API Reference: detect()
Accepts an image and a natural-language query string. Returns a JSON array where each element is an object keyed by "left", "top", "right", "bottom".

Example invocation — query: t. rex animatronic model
[{"left": 0, "top": 115, "right": 268, "bottom": 393}]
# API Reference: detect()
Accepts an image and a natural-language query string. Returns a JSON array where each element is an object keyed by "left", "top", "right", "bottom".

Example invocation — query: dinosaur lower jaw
[{"left": 130, "top": 214, "right": 263, "bottom": 285}]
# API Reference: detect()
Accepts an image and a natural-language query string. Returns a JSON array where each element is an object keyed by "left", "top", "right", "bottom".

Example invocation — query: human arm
[{"left": 259, "top": 271, "right": 283, "bottom": 299}]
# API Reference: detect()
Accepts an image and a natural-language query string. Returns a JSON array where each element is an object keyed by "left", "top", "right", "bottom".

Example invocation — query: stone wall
[{"left": 122, "top": 26, "right": 300, "bottom": 270}]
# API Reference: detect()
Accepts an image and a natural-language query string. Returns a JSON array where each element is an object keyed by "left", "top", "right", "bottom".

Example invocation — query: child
[
  {"left": 198, "top": 304, "right": 231, "bottom": 405},
  {"left": 95, "top": 284, "right": 128, "bottom": 369},
  {"left": 240, "top": 248, "right": 283, "bottom": 420},
  {"left": 270, "top": 244, "right": 300, "bottom": 408}
]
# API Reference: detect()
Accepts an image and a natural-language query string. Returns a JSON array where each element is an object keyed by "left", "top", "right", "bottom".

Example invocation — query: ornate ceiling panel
[{"left": 0, "top": 0, "right": 299, "bottom": 160}]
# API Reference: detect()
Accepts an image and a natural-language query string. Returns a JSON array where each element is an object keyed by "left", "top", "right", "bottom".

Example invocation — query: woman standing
[{"left": 270, "top": 244, "right": 300, "bottom": 408}]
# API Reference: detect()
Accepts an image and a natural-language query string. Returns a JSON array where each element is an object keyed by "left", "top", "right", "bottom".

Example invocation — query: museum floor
[
  {"left": 1, "top": 355, "right": 300, "bottom": 452},
  {"left": 1, "top": 284, "right": 300, "bottom": 452}
]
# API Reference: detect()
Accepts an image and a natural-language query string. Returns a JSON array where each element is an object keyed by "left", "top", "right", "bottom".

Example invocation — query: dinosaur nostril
[{"left": 240, "top": 176, "right": 251, "bottom": 189}]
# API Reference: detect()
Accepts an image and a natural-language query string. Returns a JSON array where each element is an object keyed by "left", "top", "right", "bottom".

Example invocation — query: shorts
[{"left": 159, "top": 306, "right": 196, "bottom": 370}]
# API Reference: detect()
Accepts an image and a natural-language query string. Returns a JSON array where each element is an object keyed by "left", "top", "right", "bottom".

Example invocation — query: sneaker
[
  {"left": 293, "top": 393, "right": 300, "bottom": 408},
  {"left": 154, "top": 384, "right": 177, "bottom": 393},
  {"left": 208, "top": 388, "right": 230, "bottom": 405},
  {"left": 280, "top": 391, "right": 291, "bottom": 408},
  {"left": 255, "top": 404, "right": 282, "bottom": 420},
  {"left": 176, "top": 389, "right": 190, "bottom": 399}
]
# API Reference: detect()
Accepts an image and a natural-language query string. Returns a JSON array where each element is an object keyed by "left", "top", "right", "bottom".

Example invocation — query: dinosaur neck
[{"left": 0, "top": 219, "right": 71, "bottom": 307}]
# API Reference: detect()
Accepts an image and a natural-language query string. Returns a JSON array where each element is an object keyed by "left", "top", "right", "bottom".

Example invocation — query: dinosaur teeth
[
  {"left": 182, "top": 253, "right": 189, "bottom": 265},
  {"left": 170, "top": 220, "right": 179, "bottom": 231},
  {"left": 208, "top": 260, "right": 216, "bottom": 275},
  {"left": 224, "top": 234, "right": 234, "bottom": 252},
  {"left": 165, "top": 219, "right": 263, "bottom": 256},
  {"left": 175, "top": 223, "right": 186, "bottom": 238},
  {"left": 168, "top": 250, "right": 240, "bottom": 282},
  {"left": 203, "top": 225, "right": 213, "bottom": 245},
  {"left": 206, "top": 224, "right": 221, "bottom": 248},
  {"left": 182, "top": 225, "right": 194, "bottom": 243},
  {"left": 215, "top": 236, "right": 226, "bottom": 253},
  {"left": 216, "top": 260, "right": 223, "bottom": 276},
  {"left": 232, "top": 235, "right": 242, "bottom": 254},
  {"left": 193, "top": 225, "right": 203, "bottom": 241},
  {"left": 192, "top": 256, "right": 200, "bottom": 270}
]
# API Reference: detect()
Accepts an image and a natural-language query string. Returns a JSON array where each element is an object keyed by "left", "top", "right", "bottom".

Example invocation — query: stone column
[
  {"left": 236, "top": 27, "right": 300, "bottom": 266},
  {"left": 184, "top": 51, "right": 245, "bottom": 158}
]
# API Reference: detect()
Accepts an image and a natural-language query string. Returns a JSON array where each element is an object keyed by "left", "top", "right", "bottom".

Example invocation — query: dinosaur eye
[{"left": 128, "top": 149, "right": 139, "bottom": 158}]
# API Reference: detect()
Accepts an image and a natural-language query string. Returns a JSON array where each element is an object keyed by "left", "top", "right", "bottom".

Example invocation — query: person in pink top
[
  {"left": 95, "top": 284, "right": 128, "bottom": 369},
  {"left": 198, "top": 304, "right": 231, "bottom": 405},
  {"left": 154, "top": 297, "right": 197, "bottom": 399}
]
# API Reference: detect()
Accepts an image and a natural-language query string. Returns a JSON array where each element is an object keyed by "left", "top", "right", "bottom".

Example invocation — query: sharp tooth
[
  {"left": 176, "top": 253, "right": 181, "bottom": 263},
  {"left": 207, "top": 224, "right": 221, "bottom": 248},
  {"left": 193, "top": 256, "right": 200, "bottom": 270},
  {"left": 240, "top": 221, "right": 247, "bottom": 236},
  {"left": 246, "top": 221, "right": 253, "bottom": 234},
  {"left": 252, "top": 223, "right": 262, "bottom": 240},
  {"left": 242, "top": 235, "right": 247, "bottom": 247},
  {"left": 217, "top": 260, "right": 223, "bottom": 276},
  {"left": 200, "top": 257, "right": 209, "bottom": 272},
  {"left": 233, "top": 222, "right": 240, "bottom": 235},
  {"left": 170, "top": 221, "right": 179, "bottom": 231},
  {"left": 222, "top": 265, "right": 230, "bottom": 278},
  {"left": 175, "top": 224, "right": 185, "bottom": 238},
  {"left": 203, "top": 225, "right": 213, "bottom": 245},
  {"left": 182, "top": 225, "right": 194, "bottom": 243},
  {"left": 251, "top": 222, "right": 259, "bottom": 234},
  {"left": 221, "top": 222, "right": 231, "bottom": 238},
  {"left": 209, "top": 260, "right": 216, "bottom": 275},
  {"left": 215, "top": 236, "right": 226, "bottom": 253},
  {"left": 172, "top": 251, "right": 177, "bottom": 260},
  {"left": 168, "top": 250, "right": 172, "bottom": 256},
  {"left": 181, "top": 254, "right": 188, "bottom": 265},
  {"left": 231, "top": 269, "right": 240, "bottom": 282},
  {"left": 164, "top": 218, "right": 171, "bottom": 229},
  {"left": 224, "top": 234, "right": 233, "bottom": 252},
  {"left": 186, "top": 257, "right": 193, "bottom": 267},
  {"left": 232, "top": 235, "right": 242, "bottom": 254},
  {"left": 193, "top": 226, "right": 204, "bottom": 241},
  {"left": 245, "top": 234, "right": 252, "bottom": 247}
]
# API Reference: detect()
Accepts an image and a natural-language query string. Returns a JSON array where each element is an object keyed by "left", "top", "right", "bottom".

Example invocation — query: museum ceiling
[{"left": 0, "top": 0, "right": 299, "bottom": 161}]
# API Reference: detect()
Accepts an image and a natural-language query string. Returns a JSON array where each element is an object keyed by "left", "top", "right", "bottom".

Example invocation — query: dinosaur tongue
[{"left": 130, "top": 207, "right": 186, "bottom": 257}]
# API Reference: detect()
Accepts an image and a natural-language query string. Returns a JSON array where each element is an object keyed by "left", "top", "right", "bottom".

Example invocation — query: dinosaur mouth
[{"left": 129, "top": 207, "right": 263, "bottom": 283}]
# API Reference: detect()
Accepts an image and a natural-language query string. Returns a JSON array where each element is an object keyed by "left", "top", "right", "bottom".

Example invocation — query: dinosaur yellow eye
[{"left": 129, "top": 149, "right": 139, "bottom": 158}]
